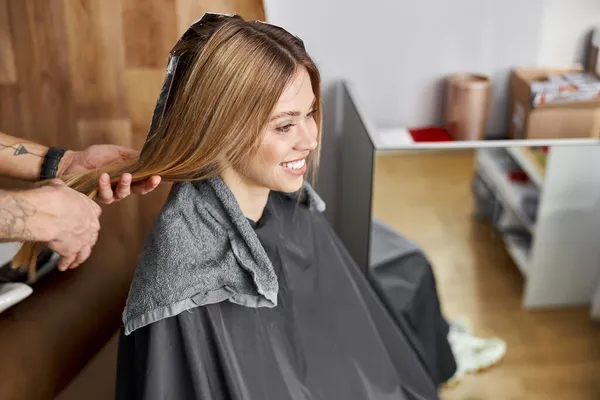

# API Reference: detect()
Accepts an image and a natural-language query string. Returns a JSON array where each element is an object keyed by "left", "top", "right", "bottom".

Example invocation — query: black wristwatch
[{"left": 40, "top": 147, "right": 67, "bottom": 181}]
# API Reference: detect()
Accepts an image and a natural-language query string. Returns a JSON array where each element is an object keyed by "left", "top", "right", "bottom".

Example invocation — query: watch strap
[{"left": 40, "top": 147, "right": 66, "bottom": 181}]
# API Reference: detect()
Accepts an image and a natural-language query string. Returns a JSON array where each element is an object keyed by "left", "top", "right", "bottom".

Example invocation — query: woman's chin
[{"left": 273, "top": 176, "right": 304, "bottom": 193}]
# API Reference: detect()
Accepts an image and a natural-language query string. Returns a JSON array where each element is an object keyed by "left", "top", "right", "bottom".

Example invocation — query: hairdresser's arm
[
  {"left": 0, "top": 180, "right": 102, "bottom": 270},
  {"left": 0, "top": 131, "right": 161, "bottom": 203},
  {"left": 0, "top": 132, "right": 53, "bottom": 181},
  {"left": 58, "top": 144, "right": 161, "bottom": 204}
]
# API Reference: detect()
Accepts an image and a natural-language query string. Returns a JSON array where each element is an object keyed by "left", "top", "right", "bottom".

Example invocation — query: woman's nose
[{"left": 296, "top": 122, "right": 318, "bottom": 150}]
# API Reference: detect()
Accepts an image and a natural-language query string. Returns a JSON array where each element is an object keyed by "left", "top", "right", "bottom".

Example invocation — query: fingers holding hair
[
  {"left": 96, "top": 172, "right": 132, "bottom": 203},
  {"left": 114, "top": 173, "right": 132, "bottom": 200},
  {"left": 131, "top": 175, "right": 162, "bottom": 195},
  {"left": 97, "top": 173, "right": 115, "bottom": 204}
]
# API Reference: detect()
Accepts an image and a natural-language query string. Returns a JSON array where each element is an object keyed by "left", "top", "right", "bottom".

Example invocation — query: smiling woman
[
  {"left": 221, "top": 65, "right": 320, "bottom": 220},
  {"left": 14, "top": 12, "right": 439, "bottom": 400}
]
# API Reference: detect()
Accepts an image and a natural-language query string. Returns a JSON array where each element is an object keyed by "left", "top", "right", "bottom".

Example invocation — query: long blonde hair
[{"left": 13, "top": 14, "right": 322, "bottom": 274}]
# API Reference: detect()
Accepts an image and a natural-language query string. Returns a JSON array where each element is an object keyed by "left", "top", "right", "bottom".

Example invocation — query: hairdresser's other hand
[
  {"left": 24, "top": 179, "right": 102, "bottom": 271},
  {"left": 59, "top": 145, "right": 161, "bottom": 204}
]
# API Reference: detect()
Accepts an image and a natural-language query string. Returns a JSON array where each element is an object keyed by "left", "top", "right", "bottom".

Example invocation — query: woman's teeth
[{"left": 281, "top": 158, "right": 306, "bottom": 170}]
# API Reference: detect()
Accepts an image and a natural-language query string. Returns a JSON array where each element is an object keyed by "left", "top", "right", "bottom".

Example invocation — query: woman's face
[{"left": 242, "top": 67, "right": 318, "bottom": 193}]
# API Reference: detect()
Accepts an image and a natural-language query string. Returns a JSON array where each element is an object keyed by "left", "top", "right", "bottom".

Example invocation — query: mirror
[{"left": 336, "top": 82, "right": 600, "bottom": 398}]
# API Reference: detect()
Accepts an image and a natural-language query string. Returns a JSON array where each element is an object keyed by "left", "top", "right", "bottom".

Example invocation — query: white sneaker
[{"left": 445, "top": 318, "right": 507, "bottom": 385}]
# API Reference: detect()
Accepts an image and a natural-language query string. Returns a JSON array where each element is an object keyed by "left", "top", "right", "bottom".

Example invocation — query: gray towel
[{"left": 122, "top": 177, "right": 325, "bottom": 335}]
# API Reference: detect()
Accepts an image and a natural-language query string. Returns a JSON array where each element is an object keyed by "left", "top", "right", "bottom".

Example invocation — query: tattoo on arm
[
  {"left": 0, "top": 192, "right": 37, "bottom": 241},
  {"left": 0, "top": 142, "right": 43, "bottom": 157}
]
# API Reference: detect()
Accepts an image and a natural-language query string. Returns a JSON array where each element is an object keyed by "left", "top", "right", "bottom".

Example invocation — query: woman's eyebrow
[
  {"left": 270, "top": 99, "right": 317, "bottom": 121},
  {"left": 270, "top": 110, "right": 301, "bottom": 121}
]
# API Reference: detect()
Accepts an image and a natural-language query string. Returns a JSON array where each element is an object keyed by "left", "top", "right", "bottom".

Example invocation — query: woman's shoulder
[
  {"left": 152, "top": 181, "right": 229, "bottom": 235},
  {"left": 279, "top": 182, "right": 326, "bottom": 213},
  {"left": 122, "top": 180, "right": 279, "bottom": 335},
  {"left": 137, "top": 182, "right": 235, "bottom": 281},
  {"left": 158, "top": 181, "right": 209, "bottom": 219}
]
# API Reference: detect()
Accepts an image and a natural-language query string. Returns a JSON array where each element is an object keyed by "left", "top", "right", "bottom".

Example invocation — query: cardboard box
[{"left": 508, "top": 67, "right": 600, "bottom": 140}]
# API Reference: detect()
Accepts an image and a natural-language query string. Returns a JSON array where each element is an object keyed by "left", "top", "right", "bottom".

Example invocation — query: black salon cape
[
  {"left": 367, "top": 231, "right": 457, "bottom": 386},
  {"left": 115, "top": 192, "right": 439, "bottom": 400}
]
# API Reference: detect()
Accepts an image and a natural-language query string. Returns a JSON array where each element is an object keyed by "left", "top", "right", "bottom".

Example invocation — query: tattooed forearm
[
  {"left": 0, "top": 190, "right": 37, "bottom": 241},
  {"left": 0, "top": 142, "right": 43, "bottom": 157},
  {"left": 0, "top": 132, "right": 49, "bottom": 180}
]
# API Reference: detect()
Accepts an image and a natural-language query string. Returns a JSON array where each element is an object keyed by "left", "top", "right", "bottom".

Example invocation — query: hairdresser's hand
[
  {"left": 23, "top": 179, "right": 102, "bottom": 271},
  {"left": 59, "top": 145, "right": 161, "bottom": 204}
]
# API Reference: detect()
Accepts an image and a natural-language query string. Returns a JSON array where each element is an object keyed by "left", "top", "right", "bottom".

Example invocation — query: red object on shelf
[
  {"left": 507, "top": 170, "right": 530, "bottom": 183},
  {"left": 408, "top": 126, "right": 453, "bottom": 142}
]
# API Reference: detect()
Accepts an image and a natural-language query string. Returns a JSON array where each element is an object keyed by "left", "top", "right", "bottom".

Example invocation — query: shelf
[
  {"left": 503, "top": 234, "right": 530, "bottom": 277},
  {"left": 476, "top": 149, "right": 538, "bottom": 233},
  {"left": 506, "top": 147, "right": 546, "bottom": 187},
  {"left": 373, "top": 133, "right": 600, "bottom": 152}
]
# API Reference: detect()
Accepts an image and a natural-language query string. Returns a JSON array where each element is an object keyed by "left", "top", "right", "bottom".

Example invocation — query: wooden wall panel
[
  {"left": 224, "top": 0, "right": 266, "bottom": 21},
  {"left": 63, "top": 0, "right": 128, "bottom": 122},
  {"left": 0, "top": 86, "right": 20, "bottom": 137},
  {"left": 0, "top": 1, "right": 266, "bottom": 397},
  {"left": 123, "top": 0, "right": 179, "bottom": 68},
  {"left": 125, "top": 68, "right": 167, "bottom": 138},
  {"left": 6, "top": 1, "right": 77, "bottom": 146},
  {"left": 76, "top": 119, "right": 133, "bottom": 148},
  {"left": 0, "top": 0, "right": 17, "bottom": 84},
  {"left": 176, "top": 0, "right": 266, "bottom": 33}
]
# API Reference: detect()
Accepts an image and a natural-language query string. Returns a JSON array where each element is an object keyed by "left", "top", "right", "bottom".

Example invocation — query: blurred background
[{"left": 1, "top": 1, "right": 599, "bottom": 399}]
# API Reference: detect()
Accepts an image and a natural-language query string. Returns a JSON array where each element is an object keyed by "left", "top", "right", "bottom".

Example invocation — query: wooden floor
[{"left": 372, "top": 150, "right": 600, "bottom": 400}]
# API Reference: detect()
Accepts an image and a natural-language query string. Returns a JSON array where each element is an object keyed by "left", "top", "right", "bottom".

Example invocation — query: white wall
[
  {"left": 264, "top": 0, "right": 545, "bottom": 136},
  {"left": 537, "top": 0, "right": 600, "bottom": 66}
]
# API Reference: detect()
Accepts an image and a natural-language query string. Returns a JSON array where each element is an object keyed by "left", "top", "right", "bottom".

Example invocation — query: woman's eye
[{"left": 276, "top": 124, "right": 295, "bottom": 133}]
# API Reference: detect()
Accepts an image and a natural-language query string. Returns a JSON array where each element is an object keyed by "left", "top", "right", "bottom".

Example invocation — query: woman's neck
[{"left": 220, "top": 168, "right": 270, "bottom": 223}]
